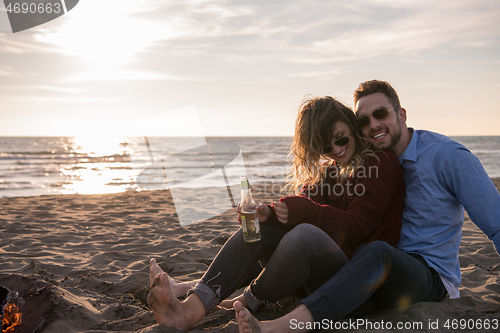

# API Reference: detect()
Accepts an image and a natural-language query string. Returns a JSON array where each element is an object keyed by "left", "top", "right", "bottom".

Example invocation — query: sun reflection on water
[
  {"left": 59, "top": 135, "right": 140, "bottom": 195},
  {"left": 71, "top": 135, "right": 130, "bottom": 157}
]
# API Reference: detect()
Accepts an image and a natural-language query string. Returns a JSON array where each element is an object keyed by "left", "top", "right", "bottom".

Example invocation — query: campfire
[
  {"left": 0, "top": 280, "right": 52, "bottom": 333},
  {"left": 2, "top": 303, "right": 22, "bottom": 333},
  {"left": 1, "top": 286, "right": 21, "bottom": 333},
  {"left": 0, "top": 278, "right": 60, "bottom": 333}
]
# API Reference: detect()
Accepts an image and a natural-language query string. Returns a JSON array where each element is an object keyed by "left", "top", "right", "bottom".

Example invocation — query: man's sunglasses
[
  {"left": 322, "top": 136, "right": 350, "bottom": 154},
  {"left": 356, "top": 105, "right": 398, "bottom": 130}
]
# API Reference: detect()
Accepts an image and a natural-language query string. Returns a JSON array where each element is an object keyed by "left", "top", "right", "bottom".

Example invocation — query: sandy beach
[{"left": 1, "top": 180, "right": 499, "bottom": 333}]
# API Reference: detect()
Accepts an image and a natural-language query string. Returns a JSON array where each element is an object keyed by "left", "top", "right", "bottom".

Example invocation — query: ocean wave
[
  {"left": 471, "top": 150, "right": 500, "bottom": 155},
  {"left": 1, "top": 136, "right": 498, "bottom": 198}
]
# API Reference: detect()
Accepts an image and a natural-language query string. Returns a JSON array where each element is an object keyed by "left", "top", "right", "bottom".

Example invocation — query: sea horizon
[
  {"left": 2, "top": 134, "right": 500, "bottom": 138},
  {"left": 1, "top": 135, "right": 499, "bottom": 199}
]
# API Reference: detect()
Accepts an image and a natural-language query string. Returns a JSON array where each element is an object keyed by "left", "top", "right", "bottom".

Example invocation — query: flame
[{"left": 2, "top": 303, "right": 22, "bottom": 333}]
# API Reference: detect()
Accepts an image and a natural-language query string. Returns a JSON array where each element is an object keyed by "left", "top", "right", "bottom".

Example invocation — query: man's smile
[{"left": 371, "top": 131, "right": 388, "bottom": 140}]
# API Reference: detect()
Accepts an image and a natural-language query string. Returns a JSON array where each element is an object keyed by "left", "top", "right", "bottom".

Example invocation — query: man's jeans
[
  {"left": 190, "top": 223, "right": 349, "bottom": 313},
  {"left": 302, "top": 240, "right": 447, "bottom": 323}
]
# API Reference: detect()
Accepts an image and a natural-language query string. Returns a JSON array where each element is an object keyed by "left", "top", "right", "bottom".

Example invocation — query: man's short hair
[{"left": 354, "top": 80, "right": 401, "bottom": 109}]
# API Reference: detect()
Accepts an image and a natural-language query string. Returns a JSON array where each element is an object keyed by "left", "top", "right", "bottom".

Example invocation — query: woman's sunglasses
[
  {"left": 322, "top": 136, "right": 350, "bottom": 154},
  {"left": 356, "top": 105, "right": 398, "bottom": 130}
]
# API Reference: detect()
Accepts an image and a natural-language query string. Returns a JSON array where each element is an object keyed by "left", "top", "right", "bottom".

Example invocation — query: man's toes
[{"left": 234, "top": 301, "right": 244, "bottom": 312}]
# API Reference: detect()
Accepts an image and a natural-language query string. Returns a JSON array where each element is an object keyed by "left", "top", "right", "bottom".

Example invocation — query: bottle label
[{"left": 241, "top": 179, "right": 249, "bottom": 189}]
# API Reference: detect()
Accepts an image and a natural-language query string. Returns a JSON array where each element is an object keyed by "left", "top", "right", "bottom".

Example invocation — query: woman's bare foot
[
  {"left": 234, "top": 301, "right": 262, "bottom": 333},
  {"left": 148, "top": 272, "right": 205, "bottom": 331},
  {"left": 150, "top": 258, "right": 163, "bottom": 285},
  {"left": 150, "top": 258, "right": 198, "bottom": 298}
]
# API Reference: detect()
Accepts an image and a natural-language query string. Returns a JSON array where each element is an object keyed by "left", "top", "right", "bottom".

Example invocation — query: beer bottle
[{"left": 240, "top": 176, "right": 261, "bottom": 242}]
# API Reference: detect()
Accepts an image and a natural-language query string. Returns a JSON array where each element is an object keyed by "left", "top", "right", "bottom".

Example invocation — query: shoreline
[
  {"left": 1, "top": 177, "right": 499, "bottom": 200},
  {"left": 0, "top": 180, "right": 499, "bottom": 332}
]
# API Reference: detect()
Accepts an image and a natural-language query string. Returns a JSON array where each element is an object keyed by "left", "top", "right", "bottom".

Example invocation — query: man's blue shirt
[{"left": 397, "top": 129, "right": 500, "bottom": 298}]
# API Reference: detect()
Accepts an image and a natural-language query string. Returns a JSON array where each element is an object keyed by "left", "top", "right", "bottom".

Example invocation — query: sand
[{"left": 0, "top": 180, "right": 499, "bottom": 333}]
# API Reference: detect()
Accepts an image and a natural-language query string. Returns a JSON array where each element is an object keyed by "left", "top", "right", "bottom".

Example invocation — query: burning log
[
  {"left": 0, "top": 274, "right": 103, "bottom": 333},
  {"left": 0, "top": 280, "right": 47, "bottom": 333},
  {"left": 2, "top": 303, "right": 22, "bottom": 333}
]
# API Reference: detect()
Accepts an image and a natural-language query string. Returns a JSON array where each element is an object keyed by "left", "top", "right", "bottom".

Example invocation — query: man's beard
[
  {"left": 386, "top": 126, "right": 402, "bottom": 151},
  {"left": 370, "top": 124, "right": 402, "bottom": 151}
]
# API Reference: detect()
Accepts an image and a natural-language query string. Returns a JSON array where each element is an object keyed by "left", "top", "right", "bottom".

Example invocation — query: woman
[{"left": 147, "top": 96, "right": 405, "bottom": 331}]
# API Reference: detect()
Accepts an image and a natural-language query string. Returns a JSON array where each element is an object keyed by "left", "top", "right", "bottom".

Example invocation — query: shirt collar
[{"left": 398, "top": 128, "right": 418, "bottom": 164}]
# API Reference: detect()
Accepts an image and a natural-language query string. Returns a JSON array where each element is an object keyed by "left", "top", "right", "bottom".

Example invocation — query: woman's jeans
[{"left": 190, "top": 223, "right": 349, "bottom": 313}]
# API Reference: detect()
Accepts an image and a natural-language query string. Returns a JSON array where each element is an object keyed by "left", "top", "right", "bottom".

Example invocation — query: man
[{"left": 235, "top": 80, "right": 500, "bottom": 333}]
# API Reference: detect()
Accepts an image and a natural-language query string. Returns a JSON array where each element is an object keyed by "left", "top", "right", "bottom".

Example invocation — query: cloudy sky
[{"left": 1, "top": 0, "right": 499, "bottom": 137}]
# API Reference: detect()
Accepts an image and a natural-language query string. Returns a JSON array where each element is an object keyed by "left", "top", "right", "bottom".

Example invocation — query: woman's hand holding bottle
[
  {"left": 237, "top": 201, "right": 288, "bottom": 224},
  {"left": 237, "top": 202, "right": 271, "bottom": 224}
]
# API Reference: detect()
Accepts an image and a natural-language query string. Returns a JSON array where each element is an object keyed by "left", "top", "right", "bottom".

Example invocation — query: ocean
[{"left": 1, "top": 136, "right": 499, "bottom": 199}]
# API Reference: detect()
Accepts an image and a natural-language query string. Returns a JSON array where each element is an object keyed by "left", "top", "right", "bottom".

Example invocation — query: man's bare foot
[
  {"left": 234, "top": 301, "right": 262, "bottom": 333},
  {"left": 150, "top": 258, "right": 198, "bottom": 298},
  {"left": 148, "top": 272, "right": 205, "bottom": 331},
  {"left": 235, "top": 301, "right": 314, "bottom": 333},
  {"left": 220, "top": 293, "right": 248, "bottom": 310}
]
